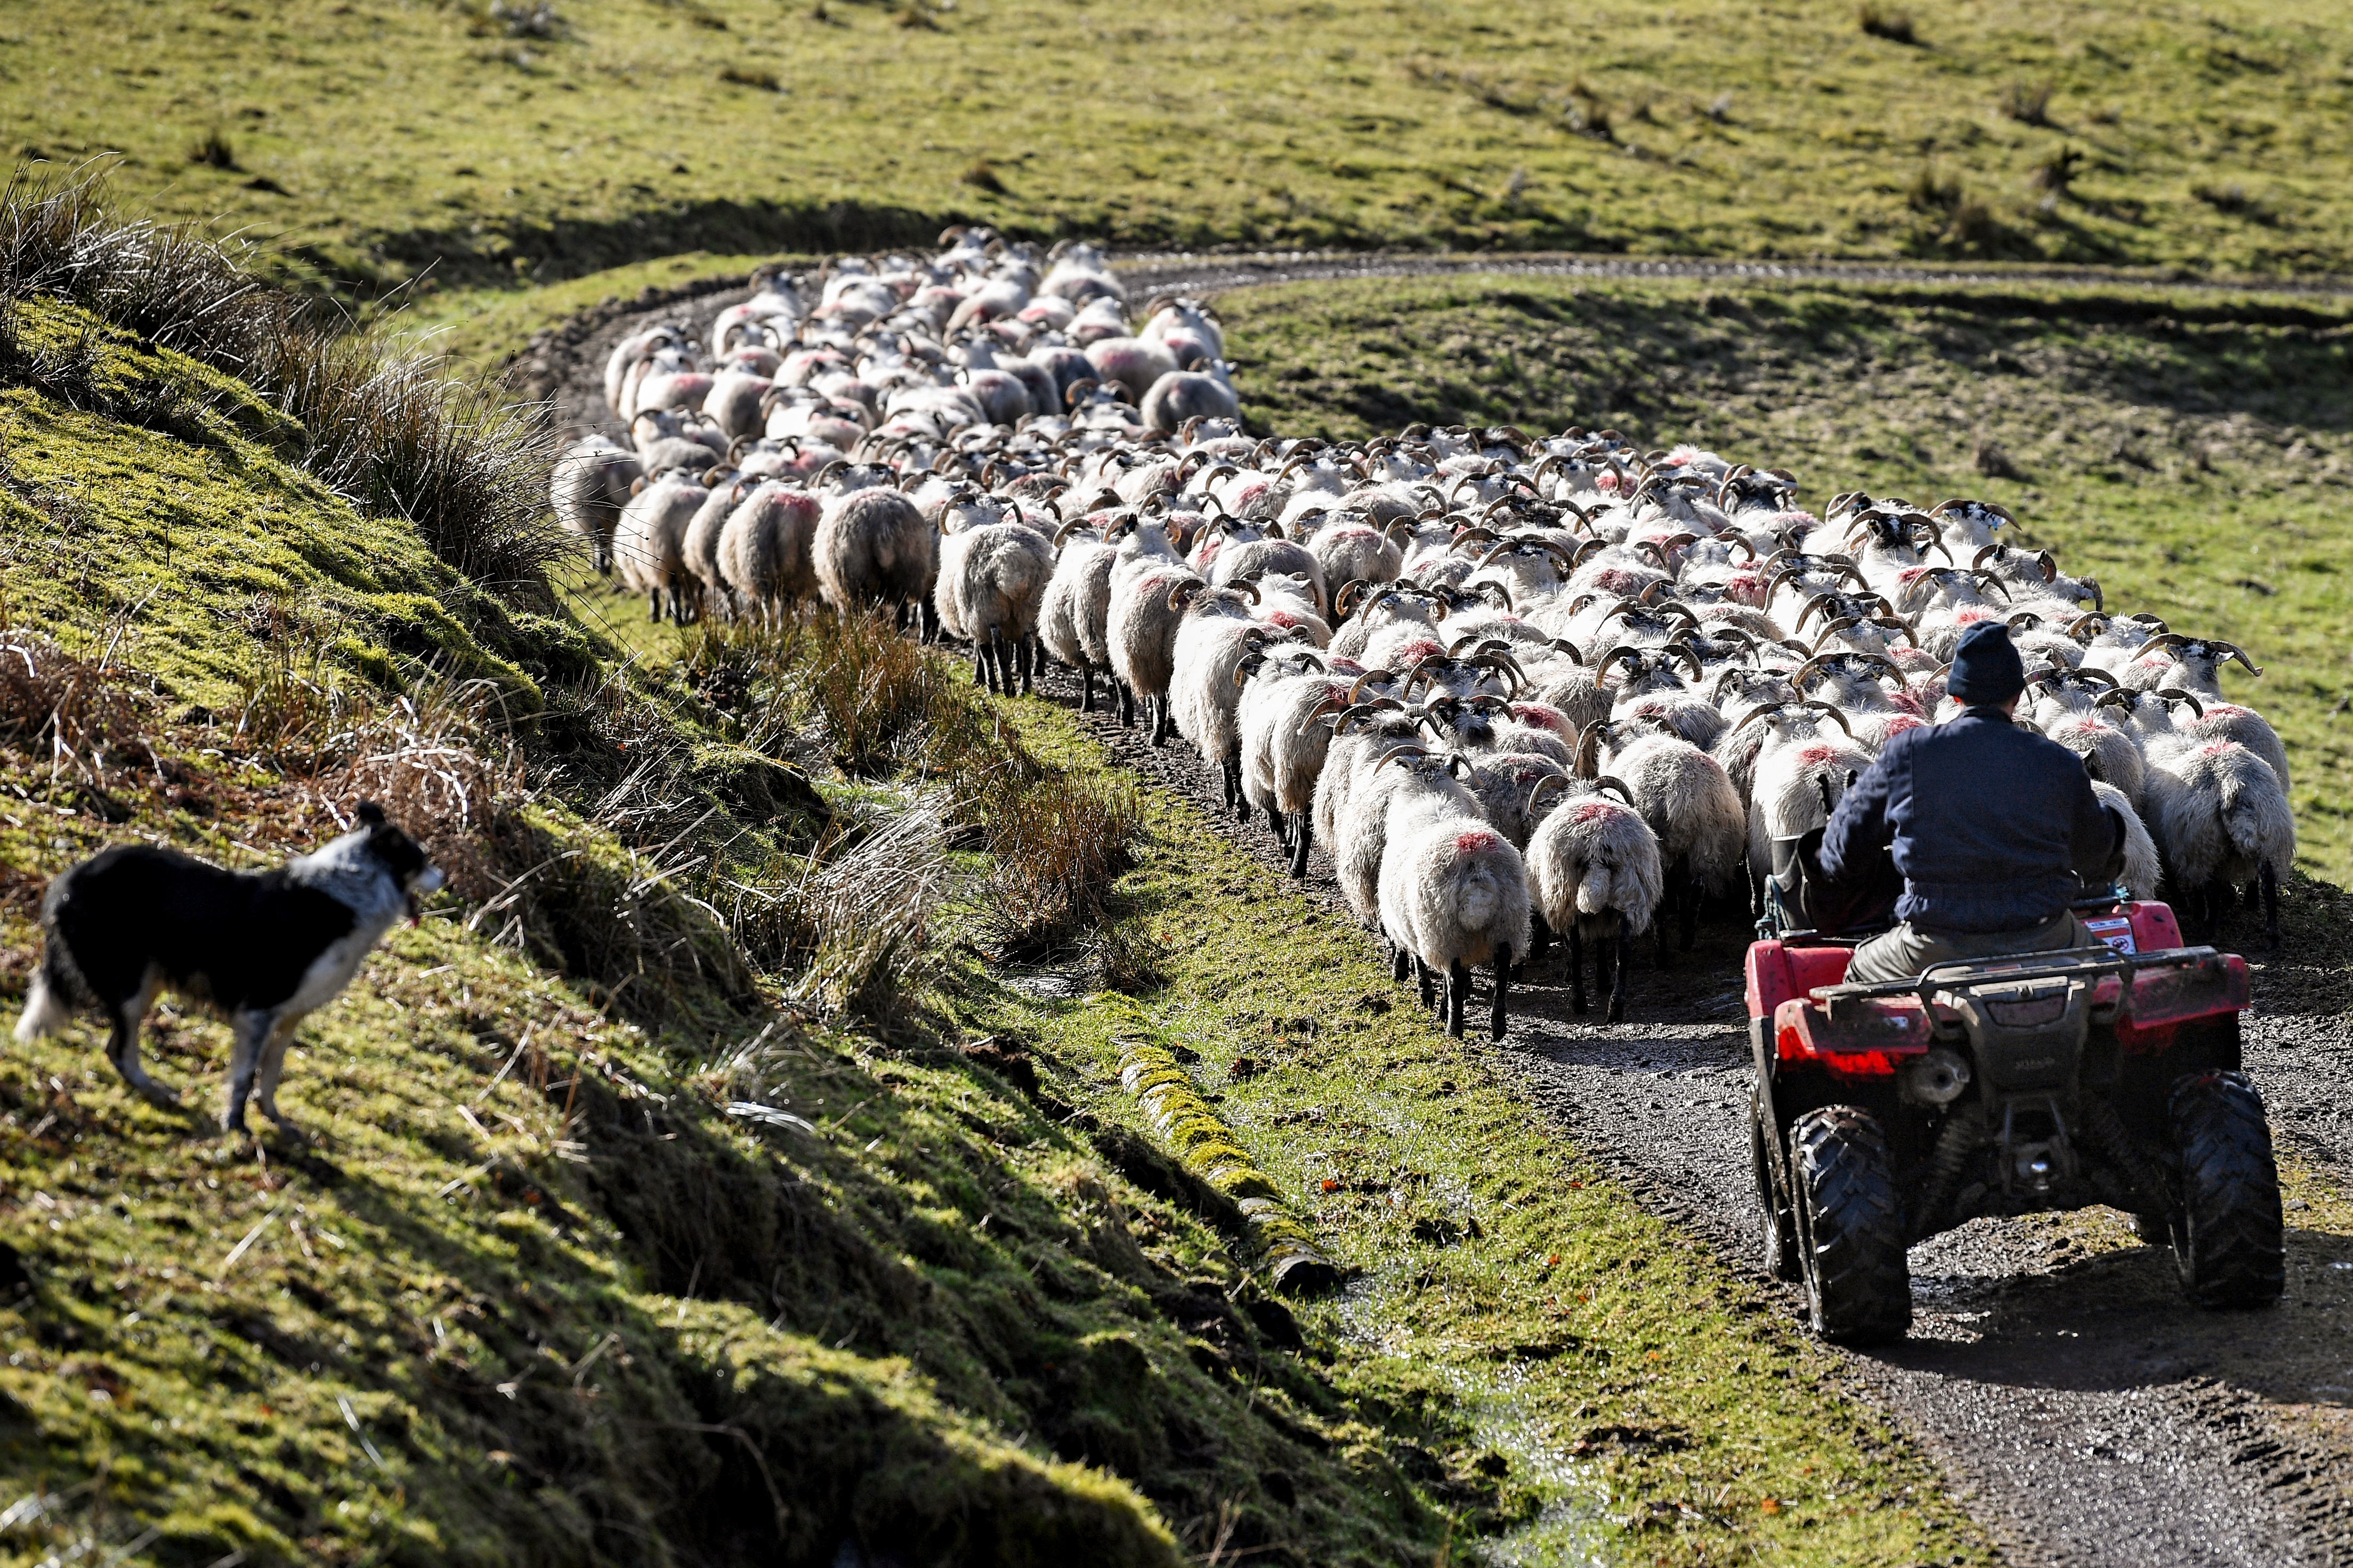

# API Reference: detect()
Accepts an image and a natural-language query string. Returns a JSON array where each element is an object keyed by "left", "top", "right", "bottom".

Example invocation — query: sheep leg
[
  {"left": 1594, "top": 923, "right": 1615, "bottom": 1015},
  {"left": 1267, "top": 803, "right": 1290, "bottom": 849},
  {"left": 1608, "top": 920, "right": 1634, "bottom": 1025},
  {"left": 1018, "top": 636, "right": 1034, "bottom": 697},
  {"left": 1527, "top": 912, "right": 1551, "bottom": 969},
  {"left": 1567, "top": 922, "right": 1588, "bottom": 1014},
  {"left": 1390, "top": 938, "right": 1411, "bottom": 983},
  {"left": 2261, "top": 860, "right": 2282, "bottom": 950},
  {"left": 1228, "top": 759, "right": 1251, "bottom": 823},
  {"left": 1150, "top": 695, "right": 1170, "bottom": 748},
  {"left": 647, "top": 589, "right": 663, "bottom": 622},
  {"left": 1490, "top": 946, "right": 1511, "bottom": 1042},
  {"left": 973, "top": 640, "right": 992, "bottom": 689},
  {"left": 1080, "top": 666, "right": 1096, "bottom": 714},
  {"left": 1446, "top": 961, "right": 1469, "bottom": 1038},
  {"left": 1414, "top": 955, "right": 1435, "bottom": 1011},
  {"left": 1288, "top": 811, "right": 1313, "bottom": 879},
  {"left": 1117, "top": 678, "right": 1134, "bottom": 728}
]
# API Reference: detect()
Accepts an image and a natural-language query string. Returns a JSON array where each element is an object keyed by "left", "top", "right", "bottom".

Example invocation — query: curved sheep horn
[
  {"left": 1525, "top": 772, "right": 1571, "bottom": 809},
  {"left": 1545, "top": 638, "right": 1585, "bottom": 667},
  {"left": 1443, "top": 751, "right": 1480, "bottom": 781},
  {"left": 1332, "top": 578, "right": 1372, "bottom": 619},
  {"left": 1376, "top": 743, "right": 1432, "bottom": 771},
  {"left": 1592, "top": 775, "right": 1638, "bottom": 807},
  {"left": 2080, "top": 576, "right": 2105, "bottom": 612},
  {"left": 1870, "top": 615, "right": 1917, "bottom": 645},
  {"left": 1332, "top": 698, "right": 1407, "bottom": 735},
  {"left": 2006, "top": 611, "right": 2045, "bottom": 630},
  {"left": 2071, "top": 667, "right": 2119, "bottom": 689},
  {"left": 2211, "top": 642, "right": 2262, "bottom": 676},
  {"left": 1969, "top": 571, "right": 2014, "bottom": 603},
  {"left": 1726, "top": 702, "right": 1791, "bottom": 740},
  {"left": 2035, "top": 549, "right": 2059, "bottom": 583},
  {"left": 1672, "top": 641, "right": 1705, "bottom": 681},
  {"left": 1236, "top": 579, "right": 1261, "bottom": 603},
  {"left": 2136, "top": 632, "right": 2188, "bottom": 657},
  {"left": 2155, "top": 687, "right": 2208, "bottom": 718},
  {"left": 1794, "top": 592, "right": 1837, "bottom": 632},
  {"left": 1971, "top": 543, "right": 2004, "bottom": 572},
  {"left": 1167, "top": 580, "right": 1203, "bottom": 611},
  {"left": 1573, "top": 722, "right": 1605, "bottom": 779},
  {"left": 1052, "top": 518, "right": 1091, "bottom": 546},
  {"left": 1788, "top": 656, "right": 1832, "bottom": 689},
  {"left": 1799, "top": 700, "right": 1855, "bottom": 736},
  {"left": 1345, "top": 670, "right": 1396, "bottom": 704}
]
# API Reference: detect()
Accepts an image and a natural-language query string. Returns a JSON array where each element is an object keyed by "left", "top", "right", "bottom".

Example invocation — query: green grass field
[{"left": 10, "top": 0, "right": 2352, "bottom": 294}]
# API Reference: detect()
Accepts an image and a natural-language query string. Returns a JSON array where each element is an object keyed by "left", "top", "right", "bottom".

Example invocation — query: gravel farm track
[{"left": 540, "top": 253, "right": 2353, "bottom": 1567}]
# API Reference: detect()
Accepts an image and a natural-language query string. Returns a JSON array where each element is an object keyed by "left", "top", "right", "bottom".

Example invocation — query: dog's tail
[{"left": 14, "top": 956, "right": 73, "bottom": 1044}]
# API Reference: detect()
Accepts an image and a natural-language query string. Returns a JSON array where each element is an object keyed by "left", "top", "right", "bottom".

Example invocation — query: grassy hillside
[
  {"left": 9, "top": 0, "right": 2353, "bottom": 295},
  {"left": 1224, "top": 273, "right": 2353, "bottom": 885},
  {"left": 0, "top": 231, "right": 2010, "bottom": 1562}
]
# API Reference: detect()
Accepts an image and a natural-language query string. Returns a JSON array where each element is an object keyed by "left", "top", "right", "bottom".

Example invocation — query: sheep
[
  {"left": 2141, "top": 730, "right": 2294, "bottom": 948},
  {"left": 1575, "top": 718, "right": 1745, "bottom": 958},
  {"left": 1238, "top": 647, "right": 1344, "bottom": 876},
  {"left": 718, "top": 481, "right": 822, "bottom": 625},
  {"left": 1728, "top": 702, "right": 1874, "bottom": 889},
  {"left": 551, "top": 434, "right": 641, "bottom": 575},
  {"left": 1139, "top": 295, "right": 1226, "bottom": 362},
  {"left": 1086, "top": 337, "right": 1182, "bottom": 402},
  {"left": 2091, "top": 778, "right": 2162, "bottom": 902},
  {"left": 1373, "top": 745, "right": 1533, "bottom": 1039},
  {"left": 682, "top": 469, "right": 749, "bottom": 619},
  {"left": 1169, "top": 582, "right": 1277, "bottom": 815},
  {"left": 1320, "top": 703, "right": 1435, "bottom": 932},
  {"left": 813, "top": 466, "right": 936, "bottom": 633},
  {"left": 1039, "top": 522, "right": 1118, "bottom": 712},
  {"left": 1524, "top": 775, "right": 1663, "bottom": 1022},
  {"left": 1140, "top": 364, "right": 1241, "bottom": 432},
  {"left": 1106, "top": 548, "right": 1201, "bottom": 746},
  {"left": 612, "top": 471, "right": 708, "bottom": 622},
  {"left": 935, "top": 494, "right": 1056, "bottom": 695}
]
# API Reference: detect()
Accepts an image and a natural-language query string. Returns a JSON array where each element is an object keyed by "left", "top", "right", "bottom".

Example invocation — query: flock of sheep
[{"left": 552, "top": 230, "right": 2294, "bottom": 1034}]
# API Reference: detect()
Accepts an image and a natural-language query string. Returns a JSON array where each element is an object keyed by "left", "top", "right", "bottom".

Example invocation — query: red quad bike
[{"left": 1747, "top": 895, "right": 2284, "bottom": 1344}]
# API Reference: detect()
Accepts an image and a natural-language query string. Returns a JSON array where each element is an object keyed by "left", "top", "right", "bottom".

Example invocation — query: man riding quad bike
[{"left": 1749, "top": 623, "right": 2282, "bottom": 1343}]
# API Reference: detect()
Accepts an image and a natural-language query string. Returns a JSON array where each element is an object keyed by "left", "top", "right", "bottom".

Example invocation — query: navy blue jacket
[{"left": 1820, "top": 708, "right": 2118, "bottom": 934}]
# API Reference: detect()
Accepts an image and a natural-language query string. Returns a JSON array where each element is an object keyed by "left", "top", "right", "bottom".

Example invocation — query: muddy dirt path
[{"left": 547, "top": 277, "right": 2353, "bottom": 1566}]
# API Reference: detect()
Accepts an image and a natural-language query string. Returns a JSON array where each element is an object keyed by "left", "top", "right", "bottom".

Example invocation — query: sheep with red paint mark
[
  {"left": 1523, "top": 776, "right": 1664, "bottom": 1023},
  {"left": 1374, "top": 745, "right": 1533, "bottom": 1040}
]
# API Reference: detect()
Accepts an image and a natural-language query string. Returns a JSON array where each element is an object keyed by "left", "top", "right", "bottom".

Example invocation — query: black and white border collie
[{"left": 14, "top": 803, "right": 444, "bottom": 1131}]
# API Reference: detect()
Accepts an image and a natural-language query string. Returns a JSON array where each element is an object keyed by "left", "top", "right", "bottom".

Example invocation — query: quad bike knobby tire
[
  {"left": 1750, "top": 1085, "right": 1799, "bottom": 1282},
  {"left": 1790, "top": 1106, "right": 1912, "bottom": 1344},
  {"left": 2168, "top": 1070, "right": 2285, "bottom": 1310}
]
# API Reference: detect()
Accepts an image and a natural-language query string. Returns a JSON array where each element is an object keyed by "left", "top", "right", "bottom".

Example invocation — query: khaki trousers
[{"left": 1842, "top": 911, "right": 2093, "bottom": 986}]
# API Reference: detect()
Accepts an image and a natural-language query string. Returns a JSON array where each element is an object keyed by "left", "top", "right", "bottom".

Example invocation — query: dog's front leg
[
  {"left": 221, "top": 1010, "right": 272, "bottom": 1133},
  {"left": 254, "top": 1016, "right": 304, "bottom": 1132}
]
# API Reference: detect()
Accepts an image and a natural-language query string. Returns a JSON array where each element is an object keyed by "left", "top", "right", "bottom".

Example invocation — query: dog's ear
[{"left": 355, "top": 801, "right": 387, "bottom": 827}]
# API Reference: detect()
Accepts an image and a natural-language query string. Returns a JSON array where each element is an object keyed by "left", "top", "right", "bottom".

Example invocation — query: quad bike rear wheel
[
  {"left": 1791, "top": 1106, "right": 1912, "bottom": 1344},
  {"left": 2169, "top": 1070, "right": 2285, "bottom": 1310},
  {"left": 1750, "top": 1086, "right": 1799, "bottom": 1282}
]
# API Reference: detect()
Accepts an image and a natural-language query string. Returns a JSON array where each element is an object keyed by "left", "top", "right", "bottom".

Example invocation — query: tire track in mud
[{"left": 545, "top": 275, "right": 2353, "bottom": 1567}]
